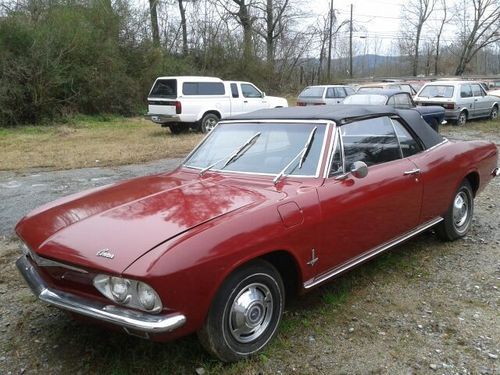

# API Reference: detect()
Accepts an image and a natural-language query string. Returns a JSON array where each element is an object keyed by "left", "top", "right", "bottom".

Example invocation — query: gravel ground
[
  {"left": 0, "top": 158, "right": 182, "bottom": 236},
  {"left": 0, "top": 126, "right": 498, "bottom": 374}
]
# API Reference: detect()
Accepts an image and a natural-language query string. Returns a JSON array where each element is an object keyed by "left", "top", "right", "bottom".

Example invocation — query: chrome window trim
[
  {"left": 183, "top": 120, "right": 332, "bottom": 179},
  {"left": 423, "top": 138, "right": 448, "bottom": 153},
  {"left": 323, "top": 126, "right": 345, "bottom": 179},
  {"left": 389, "top": 118, "right": 405, "bottom": 159}
]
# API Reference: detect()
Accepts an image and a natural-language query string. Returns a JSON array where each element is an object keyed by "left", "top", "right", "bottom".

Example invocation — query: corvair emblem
[{"left": 96, "top": 249, "right": 115, "bottom": 259}]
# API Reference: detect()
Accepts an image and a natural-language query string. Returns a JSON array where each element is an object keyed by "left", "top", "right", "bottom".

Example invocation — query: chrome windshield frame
[{"left": 182, "top": 119, "right": 335, "bottom": 180}]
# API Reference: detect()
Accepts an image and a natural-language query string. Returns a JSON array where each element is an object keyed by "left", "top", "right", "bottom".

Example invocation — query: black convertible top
[{"left": 225, "top": 105, "right": 444, "bottom": 150}]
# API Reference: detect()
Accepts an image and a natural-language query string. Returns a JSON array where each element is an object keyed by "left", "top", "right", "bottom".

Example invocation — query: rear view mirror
[{"left": 350, "top": 161, "right": 368, "bottom": 179}]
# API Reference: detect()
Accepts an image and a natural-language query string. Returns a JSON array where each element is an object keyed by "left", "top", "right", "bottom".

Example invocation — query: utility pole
[
  {"left": 327, "top": 0, "right": 334, "bottom": 82},
  {"left": 349, "top": 3, "right": 353, "bottom": 78}
]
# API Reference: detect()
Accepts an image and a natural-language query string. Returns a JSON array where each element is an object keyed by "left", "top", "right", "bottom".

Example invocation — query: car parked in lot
[
  {"left": 343, "top": 89, "right": 445, "bottom": 131},
  {"left": 296, "top": 85, "right": 355, "bottom": 106},
  {"left": 145, "top": 76, "right": 288, "bottom": 133},
  {"left": 414, "top": 81, "right": 499, "bottom": 126},
  {"left": 356, "top": 82, "right": 417, "bottom": 95},
  {"left": 16, "top": 105, "right": 499, "bottom": 362}
]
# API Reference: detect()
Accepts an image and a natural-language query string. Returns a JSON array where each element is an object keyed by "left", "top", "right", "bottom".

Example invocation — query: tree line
[{"left": 0, "top": 0, "right": 498, "bottom": 126}]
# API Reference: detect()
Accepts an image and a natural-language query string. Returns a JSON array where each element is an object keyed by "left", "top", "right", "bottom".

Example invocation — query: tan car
[{"left": 356, "top": 82, "right": 417, "bottom": 96}]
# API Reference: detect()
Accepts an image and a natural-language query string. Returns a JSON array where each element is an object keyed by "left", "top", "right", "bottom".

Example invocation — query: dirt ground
[{"left": 0, "top": 124, "right": 498, "bottom": 374}]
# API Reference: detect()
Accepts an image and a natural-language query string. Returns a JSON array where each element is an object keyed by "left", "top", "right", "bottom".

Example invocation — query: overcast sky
[
  {"left": 305, "top": 0, "right": 456, "bottom": 55},
  {"left": 137, "top": 0, "right": 467, "bottom": 56}
]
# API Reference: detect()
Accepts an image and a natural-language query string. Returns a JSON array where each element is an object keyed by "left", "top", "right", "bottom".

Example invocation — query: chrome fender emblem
[{"left": 96, "top": 249, "right": 115, "bottom": 259}]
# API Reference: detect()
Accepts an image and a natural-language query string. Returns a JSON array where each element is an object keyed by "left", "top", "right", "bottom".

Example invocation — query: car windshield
[
  {"left": 419, "top": 85, "right": 454, "bottom": 98},
  {"left": 184, "top": 122, "right": 327, "bottom": 176},
  {"left": 299, "top": 87, "right": 325, "bottom": 98},
  {"left": 343, "top": 94, "right": 387, "bottom": 105}
]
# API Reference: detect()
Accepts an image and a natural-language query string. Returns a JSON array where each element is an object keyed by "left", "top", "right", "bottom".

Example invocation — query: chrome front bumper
[{"left": 16, "top": 256, "right": 186, "bottom": 335}]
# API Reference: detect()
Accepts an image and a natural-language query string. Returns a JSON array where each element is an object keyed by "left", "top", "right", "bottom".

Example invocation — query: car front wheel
[
  {"left": 198, "top": 259, "right": 284, "bottom": 362},
  {"left": 436, "top": 180, "right": 474, "bottom": 241}
]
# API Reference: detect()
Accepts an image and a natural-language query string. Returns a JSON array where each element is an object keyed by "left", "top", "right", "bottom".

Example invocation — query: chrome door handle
[{"left": 404, "top": 168, "right": 420, "bottom": 175}]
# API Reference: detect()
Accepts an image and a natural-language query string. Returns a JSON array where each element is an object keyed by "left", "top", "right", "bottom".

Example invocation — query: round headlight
[
  {"left": 137, "top": 282, "right": 159, "bottom": 311},
  {"left": 110, "top": 277, "right": 130, "bottom": 303}
]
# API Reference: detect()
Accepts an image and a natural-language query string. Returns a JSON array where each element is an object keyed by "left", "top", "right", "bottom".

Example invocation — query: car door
[
  {"left": 459, "top": 84, "right": 475, "bottom": 117},
  {"left": 471, "top": 84, "right": 490, "bottom": 118},
  {"left": 240, "top": 83, "right": 267, "bottom": 112},
  {"left": 394, "top": 93, "right": 413, "bottom": 109},
  {"left": 324, "top": 87, "right": 346, "bottom": 105},
  {"left": 315, "top": 116, "right": 423, "bottom": 275},
  {"left": 229, "top": 82, "right": 244, "bottom": 115}
]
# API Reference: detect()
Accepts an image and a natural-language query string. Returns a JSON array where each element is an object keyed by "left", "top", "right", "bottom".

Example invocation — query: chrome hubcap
[
  {"left": 459, "top": 114, "right": 466, "bottom": 125},
  {"left": 229, "top": 283, "right": 273, "bottom": 343},
  {"left": 453, "top": 191, "right": 469, "bottom": 229},
  {"left": 205, "top": 118, "right": 217, "bottom": 132},
  {"left": 492, "top": 110, "right": 498, "bottom": 119}
]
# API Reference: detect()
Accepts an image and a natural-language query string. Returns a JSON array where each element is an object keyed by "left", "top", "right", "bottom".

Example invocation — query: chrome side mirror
[
  {"left": 262, "top": 91, "right": 266, "bottom": 98},
  {"left": 350, "top": 161, "right": 368, "bottom": 179}
]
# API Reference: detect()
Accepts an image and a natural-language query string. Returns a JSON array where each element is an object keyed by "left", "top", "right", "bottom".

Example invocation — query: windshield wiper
[
  {"left": 273, "top": 126, "right": 317, "bottom": 185},
  {"left": 199, "top": 132, "right": 261, "bottom": 176}
]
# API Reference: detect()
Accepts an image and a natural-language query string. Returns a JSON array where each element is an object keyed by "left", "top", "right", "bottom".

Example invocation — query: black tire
[
  {"left": 491, "top": 106, "right": 498, "bottom": 120},
  {"left": 198, "top": 259, "right": 284, "bottom": 362},
  {"left": 200, "top": 113, "right": 219, "bottom": 134},
  {"left": 436, "top": 180, "right": 474, "bottom": 241},
  {"left": 456, "top": 111, "right": 467, "bottom": 126},
  {"left": 169, "top": 123, "right": 188, "bottom": 134}
]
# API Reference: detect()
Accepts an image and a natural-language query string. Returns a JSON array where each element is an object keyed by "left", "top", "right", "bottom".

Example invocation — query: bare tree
[
  {"left": 216, "top": 0, "right": 255, "bottom": 61},
  {"left": 401, "top": 0, "right": 436, "bottom": 76},
  {"left": 253, "top": 0, "right": 291, "bottom": 67},
  {"left": 178, "top": 0, "right": 188, "bottom": 55},
  {"left": 434, "top": 0, "right": 450, "bottom": 75},
  {"left": 149, "top": 0, "right": 161, "bottom": 46},
  {"left": 454, "top": 0, "right": 500, "bottom": 75}
]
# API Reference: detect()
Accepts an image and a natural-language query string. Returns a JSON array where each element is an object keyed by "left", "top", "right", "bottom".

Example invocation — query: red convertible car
[{"left": 16, "top": 106, "right": 498, "bottom": 361}]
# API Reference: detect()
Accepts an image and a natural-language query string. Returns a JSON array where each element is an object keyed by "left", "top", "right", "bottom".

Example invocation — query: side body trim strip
[{"left": 303, "top": 217, "right": 443, "bottom": 289}]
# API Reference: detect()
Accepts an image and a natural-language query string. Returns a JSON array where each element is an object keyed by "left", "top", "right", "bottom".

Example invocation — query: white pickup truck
[{"left": 145, "top": 76, "right": 288, "bottom": 133}]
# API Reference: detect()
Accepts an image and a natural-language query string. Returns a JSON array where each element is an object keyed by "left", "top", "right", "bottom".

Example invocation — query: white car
[
  {"left": 296, "top": 85, "right": 355, "bottom": 106},
  {"left": 414, "top": 81, "right": 498, "bottom": 126},
  {"left": 145, "top": 76, "right": 288, "bottom": 133}
]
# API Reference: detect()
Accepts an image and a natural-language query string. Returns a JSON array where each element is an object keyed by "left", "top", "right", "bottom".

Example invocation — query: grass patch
[
  {"left": 0, "top": 117, "right": 203, "bottom": 171},
  {"left": 463, "top": 116, "right": 500, "bottom": 132}
]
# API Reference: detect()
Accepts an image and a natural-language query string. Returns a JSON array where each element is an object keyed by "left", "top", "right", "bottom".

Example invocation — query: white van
[{"left": 145, "top": 76, "right": 288, "bottom": 133}]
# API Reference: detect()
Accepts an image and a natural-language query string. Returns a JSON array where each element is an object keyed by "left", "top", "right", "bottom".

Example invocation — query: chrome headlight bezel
[{"left": 93, "top": 275, "right": 163, "bottom": 314}]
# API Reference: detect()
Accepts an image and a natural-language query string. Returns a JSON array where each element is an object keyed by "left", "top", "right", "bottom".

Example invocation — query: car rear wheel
[
  {"left": 436, "top": 180, "right": 474, "bottom": 241},
  {"left": 491, "top": 106, "right": 498, "bottom": 120},
  {"left": 456, "top": 111, "right": 467, "bottom": 126},
  {"left": 200, "top": 113, "right": 220, "bottom": 133},
  {"left": 198, "top": 259, "right": 284, "bottom": 362}
]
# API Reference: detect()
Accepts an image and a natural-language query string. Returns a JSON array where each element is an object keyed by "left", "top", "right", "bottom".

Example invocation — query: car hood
[{"left": 16, "top": 172, "right": 263, "bottom": 273}]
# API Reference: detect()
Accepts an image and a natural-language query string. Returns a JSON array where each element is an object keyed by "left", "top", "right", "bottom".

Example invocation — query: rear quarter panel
[{"left": 409, "top": 140, "right": 497, "bottom": 223}]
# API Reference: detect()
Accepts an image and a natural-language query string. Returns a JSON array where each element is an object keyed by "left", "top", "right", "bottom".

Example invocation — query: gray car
[
  {"left": 414, "top": 81, "right": 499, "bottom": 126},
  {"left": 297, "top": 85, "right": 355, "bottom": 106}
]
